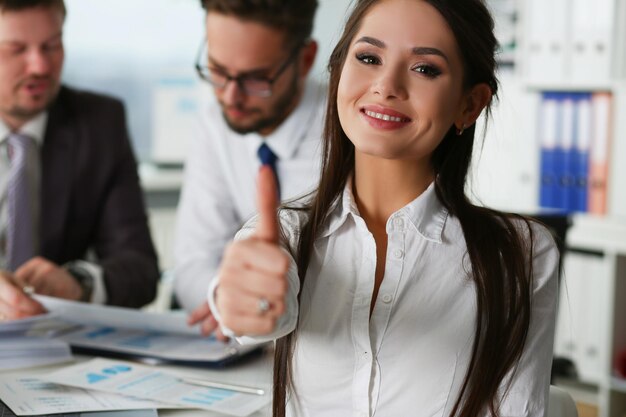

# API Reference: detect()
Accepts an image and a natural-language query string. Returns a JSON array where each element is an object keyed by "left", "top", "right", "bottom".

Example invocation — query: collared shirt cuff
[
  {"left": 207, "top": 275, "right": 236, "bottom": 339},
  {"left": 71, "top": 260, "right": 107, "bottom": 304}
]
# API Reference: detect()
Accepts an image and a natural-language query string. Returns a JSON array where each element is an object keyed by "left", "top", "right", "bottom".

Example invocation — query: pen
[{"left": 179, "top": 377, "right": 266, "bottom": 396}]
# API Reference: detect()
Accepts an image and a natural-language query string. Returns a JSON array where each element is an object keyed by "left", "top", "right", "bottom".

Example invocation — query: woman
[{"left": 209, "top": 0, "right": 559, "bottom": 416}]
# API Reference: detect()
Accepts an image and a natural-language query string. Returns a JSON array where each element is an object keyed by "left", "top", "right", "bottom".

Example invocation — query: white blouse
[{"left": 209, "top": 180, "right": 559, "bottom": 417}]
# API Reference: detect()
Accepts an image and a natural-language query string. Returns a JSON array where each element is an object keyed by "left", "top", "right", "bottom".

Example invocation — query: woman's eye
[
  {"left": 356, "top": 53, "right": 380, "bottom": 65},
  {"left": 413, "top": 64, "right": 442, "bottom": 78}
]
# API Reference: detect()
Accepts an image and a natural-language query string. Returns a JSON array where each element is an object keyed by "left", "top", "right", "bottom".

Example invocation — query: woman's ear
[{"left": 455, "top": 83, "right": 492, "bottom": 131}]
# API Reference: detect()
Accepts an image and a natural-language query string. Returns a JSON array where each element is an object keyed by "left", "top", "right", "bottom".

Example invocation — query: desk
[{"left": 1, "top": 351, "right": 273, "bottom": 417}]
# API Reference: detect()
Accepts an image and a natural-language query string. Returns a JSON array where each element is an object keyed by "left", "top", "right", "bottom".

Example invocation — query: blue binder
[
  {"left": 556, "top": 93, "right": 576, "bottom": 212},
  {"left": 539, "top": 92, "right": 561, "bottom": 210},
  {"left": 572, "top": 93, "right": 592, "bottom": 212}
]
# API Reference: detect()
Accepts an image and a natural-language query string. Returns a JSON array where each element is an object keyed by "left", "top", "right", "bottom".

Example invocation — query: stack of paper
[
  {"left": 0, "top": 315, "right": 76, "bottom": 371},
  {"left": 0, "top": 370, "right": 167, "bottom": 416},
  {"left": 0, "top": 313, "right": 72, "bottom": 337},
  {"left": 34, "top": 295, "right": 265, "bottom": 367},
  {"left": 0, "top": 337, "right": 73, "bottom": 371}
]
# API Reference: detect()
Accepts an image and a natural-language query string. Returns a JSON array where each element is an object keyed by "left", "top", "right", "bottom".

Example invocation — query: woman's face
[{"left": 337, "top": 0, "right": 467, "bottom": 162}]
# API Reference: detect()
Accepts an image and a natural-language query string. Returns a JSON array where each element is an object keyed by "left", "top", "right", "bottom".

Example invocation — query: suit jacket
[{"left": 40, "top": 85, "right": 159, "bottom": 307}]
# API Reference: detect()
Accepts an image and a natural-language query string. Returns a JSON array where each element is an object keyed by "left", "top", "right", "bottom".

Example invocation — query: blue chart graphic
[
  {"left": 118, "top": 334, "right": 160, "bottom": 349},
  {"left": 182, "top": 389, "right": 235, "bottom": 406},
  {"left": 85, "top": 327, "right": 116, "bottom": 339},
  {"left": 86, "top": 365, "right": 132, "bottom": 384},
  {"left": 87, "top": 373, "right": 108, "bottom": 384}
]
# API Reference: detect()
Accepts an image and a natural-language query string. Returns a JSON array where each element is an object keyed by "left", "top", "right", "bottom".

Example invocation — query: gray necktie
[{"left": 6, "top": 133, "right": 35, "bottom": 272}]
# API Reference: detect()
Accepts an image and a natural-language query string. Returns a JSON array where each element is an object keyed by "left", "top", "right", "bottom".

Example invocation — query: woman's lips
[{"left": 360, "top": 105, "right": 412, "bottom": 130}]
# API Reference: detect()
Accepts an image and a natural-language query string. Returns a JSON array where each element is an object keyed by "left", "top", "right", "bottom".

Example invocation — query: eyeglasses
[{"left": 195, "top": 41, "right": 301, "bottom": 98}]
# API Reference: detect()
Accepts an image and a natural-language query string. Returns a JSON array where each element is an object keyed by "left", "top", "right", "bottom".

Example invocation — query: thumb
[{"left": 254, "top": 165, "right": 279, "bottom": 243}]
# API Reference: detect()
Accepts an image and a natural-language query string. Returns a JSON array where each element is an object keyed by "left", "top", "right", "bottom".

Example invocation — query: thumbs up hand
[{"left": 215, "top": 166, "right": 290, "bottom": 335}]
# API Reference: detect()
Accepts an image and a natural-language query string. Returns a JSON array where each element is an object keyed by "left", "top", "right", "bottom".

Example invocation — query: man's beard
[{"left": 222, "top": 71, "right": 299, "bottom": 135}]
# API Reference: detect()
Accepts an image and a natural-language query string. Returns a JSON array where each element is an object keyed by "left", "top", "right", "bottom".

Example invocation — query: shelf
[
  {"left": 566, "top": 214, "right": 626, "bottom": 254},
  {"left": 524, "top": 82, "right": 616, "bottom": 92}
]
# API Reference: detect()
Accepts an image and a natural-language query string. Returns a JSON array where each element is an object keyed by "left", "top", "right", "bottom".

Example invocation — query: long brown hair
[{"left": 274, "top": 1, "right": 534, "bottom": 416}]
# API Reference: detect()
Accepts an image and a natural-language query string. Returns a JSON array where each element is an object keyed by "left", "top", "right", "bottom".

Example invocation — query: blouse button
[
  {"left": 382, "top": 294, "right": 392, "bottom": 303},
  {"left": 394, "top": 217, "right": 405, "bottom": 229},
  {"left": 393, "top": 249, "right": 404, "bottom": 259}
]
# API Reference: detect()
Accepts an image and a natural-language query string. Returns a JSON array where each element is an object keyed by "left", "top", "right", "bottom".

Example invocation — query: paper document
[
  {"left": 0, "top": 313, "right": 74, "bottom": 337},
  {"left": 0, "top": 372, "right": 174, "bottom": 416},
  {"left": 0, "top": 403, "right": 158, "bottom": 417},
  {"left": 35, "top": 295, "right": 200, "bottom": 336},
  {"left": 42, "top": 358, "right": 270, "bottom": 417},
  {"left": 59, "top": 325, "right": 259, "bottom": 365},
  {"left": 15, "top": 296, "right": 263, "bottom": 366},
  {"left": 0, "top": 337, "right": 73, "bottom": 371}
]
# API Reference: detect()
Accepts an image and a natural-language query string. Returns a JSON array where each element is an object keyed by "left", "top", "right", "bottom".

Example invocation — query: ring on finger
[{"left": 257, "top": 297, "right": 270, "bottom": 315}]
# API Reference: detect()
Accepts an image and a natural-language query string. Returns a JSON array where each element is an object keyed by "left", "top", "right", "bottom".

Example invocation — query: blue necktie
[
  {"left": 257, "top": 143, "right": 281, "bottom": 199},
  {"left": 6, "top": 133, "right": 35, "bottom": 271}
]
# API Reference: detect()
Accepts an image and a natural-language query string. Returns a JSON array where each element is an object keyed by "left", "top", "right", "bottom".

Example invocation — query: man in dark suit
[{"left": 0, "top": 0, "right": 159, "bottom": 320}]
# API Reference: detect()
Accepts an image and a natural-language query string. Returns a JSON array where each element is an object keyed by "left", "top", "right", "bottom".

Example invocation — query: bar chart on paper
[
  {"left": 0, "top": 373, "right": 164, "bottom": 416},
  {"left": 179, "top": 389, "right": 236, "bottom": 408},
  {"left": 41, "top": 358, "right": 270, "bottom": 417}
]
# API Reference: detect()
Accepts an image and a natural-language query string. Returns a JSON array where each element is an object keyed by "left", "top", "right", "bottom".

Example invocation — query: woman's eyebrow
[
  {"left": 355, "top": 36, "right": 449, "bottom": 63},
  {"left": 412, "top": 46, "right": 449, "bottom": 63},
  {"left": 355, "top": 36, "right": 385, "bottom": 49}
]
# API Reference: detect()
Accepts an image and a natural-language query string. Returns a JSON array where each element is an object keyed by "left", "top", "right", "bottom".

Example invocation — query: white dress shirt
[
  {"left": 209, "top": 179, "right": 560, "bottom": 417},
  {"left": 174, "top": 79, "right": 326, "bottom": 310},
  {"left": 0, "top": 116, "right": 106, "bottom": 304}
]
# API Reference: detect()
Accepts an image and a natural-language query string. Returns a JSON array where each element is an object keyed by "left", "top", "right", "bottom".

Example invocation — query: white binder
[
  {"left": 570, "top": 0, "right": 614, "bottom": 83},
  {"left": 524, "top": 0, "right": 569, "bottom": 83}
]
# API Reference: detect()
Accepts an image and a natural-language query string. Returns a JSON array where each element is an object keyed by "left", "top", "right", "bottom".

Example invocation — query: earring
[{"left": 456, "top": 123, "right": 466, "bottom": 136}]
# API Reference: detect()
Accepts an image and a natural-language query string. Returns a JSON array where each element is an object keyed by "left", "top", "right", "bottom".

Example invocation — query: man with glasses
[
  {"left": 0, "top": 0, "right": 159, "bottom": 320},
  {"left": 174, "top": 0, "right": 323, "bottom": 335}
]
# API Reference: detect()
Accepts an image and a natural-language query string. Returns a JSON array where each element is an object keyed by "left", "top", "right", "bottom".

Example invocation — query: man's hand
[
  {"left": 215, "top": 166, "right": 290, "bottom": 336},
  {"left": 0, "top": 271, "right": 46, "bottom": 320},
  {"left": 187, "top": 301, "right": 229, "bottom": 341},
  {"left": 15, "top": 257, "right": 83, "bottom": 300}
]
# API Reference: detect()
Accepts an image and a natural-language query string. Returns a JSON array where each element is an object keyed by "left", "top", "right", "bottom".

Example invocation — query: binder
[
  {"left": 569, "top": 0, "right": 595, "bottom": 82},
  {"left": 588, "top": 93, "right": 612, "bottom": 215},
  {"left": 555, "top": 94, "right": 575, "bottom": 211},
  {"left": 587, "top": 0, "right": 614, "bottom": 82},
  {"left": 538, "top": 92, "right": 561, "bottom": 209},
  {"left": 569, "top": 0, "right": 614, "bottom": 83},
  {"left": 525, "top": 0, "right": 568, "bottom": 83},
  {"left": 557, "top": 252, "right": 608, "bottom": 384},
  {"left": 572, "top": 93, "right": 592, "bottom": 212}
]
